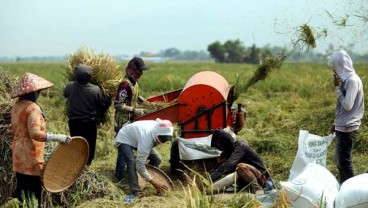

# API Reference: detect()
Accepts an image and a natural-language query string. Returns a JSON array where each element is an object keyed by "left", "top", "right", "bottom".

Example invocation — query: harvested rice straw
[
  {"left": 64, "top": 47, "right": 120, "bottom": 124},
  {"left": 144, "top": 101, "right": 170, "bottom": 114},
  {"left": 297, "top": 24, "right": 316, "bottom": 50},
  {"left": 232, "top": 52, "right": 286, "bottom": 100},
  {"left": 0, "top": 69, "right": 17, "bottom": 205},
  {"left": 273, "top": 188, "right": 292, "bottom": 208},
  {"left": 43, "top": 168, "right": 122, "bottom": 207},
  {"left": 64, "top": 47, "right": 120, "bottom": 97}
]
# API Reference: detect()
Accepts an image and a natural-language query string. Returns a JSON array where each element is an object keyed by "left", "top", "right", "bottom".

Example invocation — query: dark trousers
[
  {"left": 118, "top": 143, "right": 161, "bottom": 194},
  {"left": 13, "top": 172, "right": 42, "bottom": 207},
  {"left": 335, "top": 130, "right": 356, "bottom": 183},
  {"left": 115, "top": 142, "right": 127, "bottom": 180},
  {"left": 69, "top": 119, "right": 97, "bottom": 166}
]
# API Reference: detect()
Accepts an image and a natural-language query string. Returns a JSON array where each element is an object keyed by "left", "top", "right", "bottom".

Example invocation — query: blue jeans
[
  {"left": 118, "top": 143, "right": 162, "bottom": 194},
  {"left": 335, "top": 130, "right": 356, "bottom": 183},
  {"left": 115, "top": 143, "right": 126, "bottom": 181}
]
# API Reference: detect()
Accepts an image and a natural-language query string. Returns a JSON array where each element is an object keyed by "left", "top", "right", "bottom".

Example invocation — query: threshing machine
[{"left": 136, "top": 71, "right": 245, "bottom": 138}]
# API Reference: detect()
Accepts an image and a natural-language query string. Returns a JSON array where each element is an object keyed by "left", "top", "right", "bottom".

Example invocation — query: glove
[
  {"left": 133, "top": 108, "right": 146, "bottom": 117},
  {"left": 46, "top": 133, "right": 71, "bottom": 144}
]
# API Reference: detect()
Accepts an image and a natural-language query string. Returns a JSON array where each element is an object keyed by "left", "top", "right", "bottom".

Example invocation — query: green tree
[
  {"left": 163, "top": 48, "right": 182, "bottom": 59},
  {"left": 223, "top": 39, "right": 245, "bottom": 63},
  {"left": 207, "top": 41, "right": 225, "bottom": 63}
]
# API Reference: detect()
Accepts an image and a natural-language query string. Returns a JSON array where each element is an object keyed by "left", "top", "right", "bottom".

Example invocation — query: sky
[{"left": 0, "top": 0, "right": 367, "bottom": 57}]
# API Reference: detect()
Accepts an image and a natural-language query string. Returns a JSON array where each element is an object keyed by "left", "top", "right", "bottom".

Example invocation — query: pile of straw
[
  {"left": 0, "top": 69, "right": 17, "bottom": 205},
  {"left": 233, "top": 52, "right": 287, "bottom": 100},
  {"left": 64, "top": 47, "right": 121, "bottom": 124},
  {"left": 43, "top": 168, "right": 120, "bottom": 207}
]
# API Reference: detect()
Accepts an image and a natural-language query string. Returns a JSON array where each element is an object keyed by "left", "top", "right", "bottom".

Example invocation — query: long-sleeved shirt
[
  {"left": 114, "top": 77, "right": 139, "bottom": 131},
  {"left": 115, "top": 120, "right": 158, "bottom": 181},
  {"left": 210, "top": 141, "right": 270, "bottom": 182},
  {"left": 334, "top": 74, "right": 364, "bottom": 131},
  {"left": 64, "top": 82, "right": 110, "bottom": 123},
  {"left": 11, "top": 100, "right": 47, "bottom": 176}
]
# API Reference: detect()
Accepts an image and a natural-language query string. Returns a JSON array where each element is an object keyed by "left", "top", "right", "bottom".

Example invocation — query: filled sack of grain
[
  {"left": 280, "top": 163, "right": 339, "bottom": 208},
  {"left": 335, "top": 173, "right": 368, "bottom": 208},
  {"left": 288, "top": 129, "right": 334, "bottom": 181}
]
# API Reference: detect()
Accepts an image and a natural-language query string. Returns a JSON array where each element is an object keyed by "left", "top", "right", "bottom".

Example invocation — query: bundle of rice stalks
[
  {"left": 297, "top": 24, "right": 316, "bottom": 50},
  {"left": 292, "top": 23, "right": 327, "bottom": 52},
  {"left": 144, "top": 101, "right": 171, "bottom": 114},
  {"left": 43, "top": 168, "right": 122, "bottom": 207},
  {"left": 232, "top": 52, "right": 286, "bottom": 100},
  {"left": 0, "top": 69, "right": 18, "bottom": 205},
  {"left": 64, "top": 47, "right": 121, "bottom": 124}
]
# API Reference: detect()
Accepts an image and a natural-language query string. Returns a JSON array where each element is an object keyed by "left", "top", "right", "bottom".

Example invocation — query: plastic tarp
[{"left": 178, "top": 135, "right": 221, "bottom": 160}]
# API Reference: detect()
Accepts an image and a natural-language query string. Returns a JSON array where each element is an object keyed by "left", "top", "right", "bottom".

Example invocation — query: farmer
[
  {"left": 64, "top": 64, "right": 111, "bottom": 166},
  {"left": 327, "top": 50, "right": 364, "bottom": 184},
  {"left": 114, "top": 57, "right": 150, "bottom": 181},
  {"left": 11, "top": 72, "right": 70, "bottom": 206},
  {"left": 114, "top": 118, "right": 173, "bottom": 200},
  {"left": 210, "top": 129, "right": 272, "bottom": 194}
]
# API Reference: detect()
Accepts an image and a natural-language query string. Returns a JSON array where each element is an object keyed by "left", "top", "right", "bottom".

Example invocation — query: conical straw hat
[{"left": 11, "top": 72, "right": 54, "bottom": 98}]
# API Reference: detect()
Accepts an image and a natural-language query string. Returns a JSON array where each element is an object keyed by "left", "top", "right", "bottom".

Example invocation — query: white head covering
[
  {"left": 155, "top": 118, "right": 174, "bottom": 136},
  {"left": 327, "top": 50, "right": 355, "bottom": 81}
]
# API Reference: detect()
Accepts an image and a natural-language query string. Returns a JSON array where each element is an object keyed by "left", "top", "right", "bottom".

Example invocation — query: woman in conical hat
[{"left": 11, "top": 72, "right": 70, "bottom": 206}]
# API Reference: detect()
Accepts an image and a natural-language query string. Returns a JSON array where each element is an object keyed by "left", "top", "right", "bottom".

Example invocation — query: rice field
[{"left": 1, "top": 60, "right": 368, "bottom": 207}]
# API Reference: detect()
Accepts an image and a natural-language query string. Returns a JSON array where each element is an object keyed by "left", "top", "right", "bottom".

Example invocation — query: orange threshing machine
[{"left": 136, "top": 71, "right": 245, "bottom": 138}]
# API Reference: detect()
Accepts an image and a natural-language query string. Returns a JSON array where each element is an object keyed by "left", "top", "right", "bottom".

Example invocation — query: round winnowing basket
[
  {"left": 138, "top": 164, "right": 174, "bottom": 191},
  {"left": 42, "top": 136, "right": 89, "bottom": 193}
]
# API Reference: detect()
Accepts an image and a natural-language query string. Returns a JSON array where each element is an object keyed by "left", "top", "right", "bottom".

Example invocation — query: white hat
[{"left": 156, "top": 119, "right": 173, "bottom": 136}]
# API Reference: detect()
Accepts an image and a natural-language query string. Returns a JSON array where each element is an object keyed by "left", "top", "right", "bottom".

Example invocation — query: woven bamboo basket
[
  {"left": 137, "top": 164, "right": 174, "bottom": 191},
  {"left": 42, "top": 136, "right": 89, "bottom": 193}
]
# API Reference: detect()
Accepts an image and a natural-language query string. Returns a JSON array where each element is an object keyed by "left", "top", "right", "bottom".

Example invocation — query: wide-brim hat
[{"left": 11, "top": 72, "right": 54, "bottom": 98}]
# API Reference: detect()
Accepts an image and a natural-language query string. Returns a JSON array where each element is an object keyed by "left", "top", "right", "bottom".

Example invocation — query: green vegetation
[{"left": 1, "top": 61, "right": 368, "bottom": 207}]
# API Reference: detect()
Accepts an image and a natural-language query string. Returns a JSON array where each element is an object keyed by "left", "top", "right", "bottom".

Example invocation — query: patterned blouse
[{"left": 11, "top": 99, "right": 47, "bottom": 176}]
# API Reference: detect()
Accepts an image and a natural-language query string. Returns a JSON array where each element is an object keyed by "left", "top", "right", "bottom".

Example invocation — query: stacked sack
[{"left": 335, "top": 173, "right": 368, "bottom": 208}]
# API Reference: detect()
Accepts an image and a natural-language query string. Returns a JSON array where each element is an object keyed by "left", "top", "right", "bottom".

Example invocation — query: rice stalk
[
  {"left": 0, "top": 69, "right": 17, "bottom": 205},
  {"left": 272, "top": 189, "right": 292, "bottom": 208},
  {"left": 297, "top": 24, "right": 316, "bottom": 50},
  {"left": 43, "top": 168, "right": 122, "bottom": 207},
  {"left": 63, "top": 47, "right": 121, "bottom": 125},
  {"left": 233, "top": 52, "right": 286, "bottom": 100},
  {"left": 64, "top": 46, "right": 120, "bottom": 97}
]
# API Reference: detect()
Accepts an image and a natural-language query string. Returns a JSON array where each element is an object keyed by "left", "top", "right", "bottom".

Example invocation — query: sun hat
[{"left": 11, "top": 72, "right": 54, "bottom": 98}]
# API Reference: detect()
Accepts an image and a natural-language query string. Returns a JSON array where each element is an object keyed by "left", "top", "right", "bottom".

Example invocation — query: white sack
[
  {"left": 212, "top": 172, "right": 237, "bottom": 192},
  {"left": 178, "top": 135, "right": 221, "bottom": 160},
  {"left": 288, "top": 129, "right": 334, "bottom": 181},
  {"left": 280, "top": 163, "right": 339, "bottom": 208},
  {"left": 335, "top": 173, "right": 368, "bottom": 208}
]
